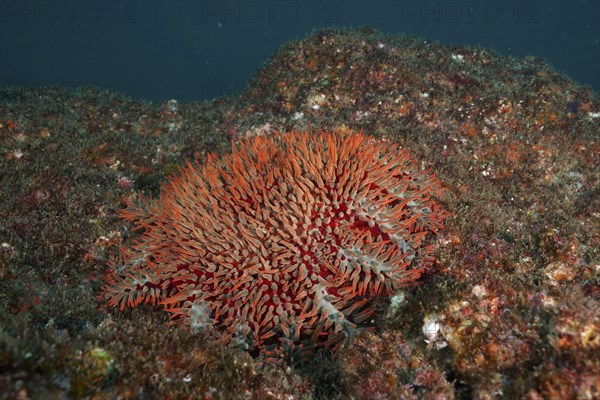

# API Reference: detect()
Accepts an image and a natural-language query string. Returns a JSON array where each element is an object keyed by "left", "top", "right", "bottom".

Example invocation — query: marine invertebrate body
[{"left": 102, "top": 130, "right": 446, "bottom": 357}]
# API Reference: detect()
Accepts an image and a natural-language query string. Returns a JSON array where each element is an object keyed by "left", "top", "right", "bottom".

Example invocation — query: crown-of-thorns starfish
[{"left": 101, "top": 130, "right": 447, "bottom": 357}]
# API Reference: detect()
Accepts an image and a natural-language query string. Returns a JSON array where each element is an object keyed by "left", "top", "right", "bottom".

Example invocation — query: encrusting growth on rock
[{"left": 101, "top": 130, "right": 447, "bottom": 357}]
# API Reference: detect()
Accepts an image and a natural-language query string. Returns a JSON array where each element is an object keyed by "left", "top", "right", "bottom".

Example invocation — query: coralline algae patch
[{"left": 101, "top": 130, "right": 447, "bottom": 357}]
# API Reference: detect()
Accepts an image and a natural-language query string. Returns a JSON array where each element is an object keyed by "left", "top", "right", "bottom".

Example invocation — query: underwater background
[
  {"left": 1, "top": 1, "right": 599, "bottom": 399},
  {"left": 1, "top": 0, "right": 599, "bottom": 101}
]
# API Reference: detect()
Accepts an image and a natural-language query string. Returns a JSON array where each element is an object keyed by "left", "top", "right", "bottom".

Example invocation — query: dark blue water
[{"left": 1, "top": 0, "right": 598, "bottom": 101}]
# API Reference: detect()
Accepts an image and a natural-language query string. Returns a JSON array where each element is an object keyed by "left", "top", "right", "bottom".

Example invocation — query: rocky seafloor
[{"left": 1, "top": 28, "right": 598, "bottom": 399}]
